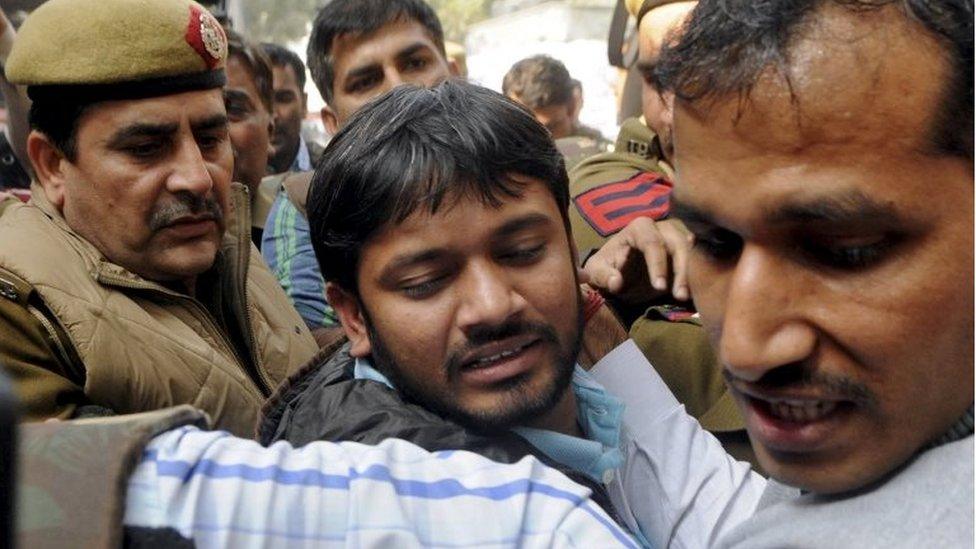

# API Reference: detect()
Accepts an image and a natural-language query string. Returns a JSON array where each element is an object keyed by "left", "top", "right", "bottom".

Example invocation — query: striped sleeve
[
  {"left": 260, "top": 192, "right": 337, "bottom": 328},
  {"left": 124, "top": 427, "right": 638, "bottom": 548}
]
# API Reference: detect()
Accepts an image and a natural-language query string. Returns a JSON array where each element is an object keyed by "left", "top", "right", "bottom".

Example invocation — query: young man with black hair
[
  {"left": 584, "top": 0, "right": 973, "bottom": 546},
  {"left": 259, "top": 79, "right": 654, "bottom": 542},
  {"left": 261, "top": 0, "right": 459, "bottom": 339}
]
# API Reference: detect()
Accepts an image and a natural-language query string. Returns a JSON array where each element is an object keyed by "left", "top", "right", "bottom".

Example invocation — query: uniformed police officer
[
  {"left": 0, "top": 0, "right": 318, "bottom": 436},
  {"left": 577, "top": 0, "right": 755, "bottom": 467}
]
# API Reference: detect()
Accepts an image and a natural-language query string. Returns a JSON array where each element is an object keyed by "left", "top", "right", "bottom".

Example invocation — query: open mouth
[
  {"left": 762, "top": 398, "right": 840, "bottom": 423},
  {"left": 465, "top": 339, "right": 540, "bottom": 370}
]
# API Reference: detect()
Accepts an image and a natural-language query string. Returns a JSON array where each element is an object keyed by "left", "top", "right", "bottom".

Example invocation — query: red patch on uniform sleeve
[
  {"left": 573, "top": 172, "right": 673, "bottom": 237},
  {"left": 185, "top": 6, "right": 225, "bottom": 69}
]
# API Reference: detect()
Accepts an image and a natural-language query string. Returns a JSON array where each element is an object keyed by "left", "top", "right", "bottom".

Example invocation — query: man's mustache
[
  {"left": 148, "top": 193, "right": 223, "bottom": 232},
  {"left": 445, "top": 320, "right": 561, "bottom": 378},
  {"left": 724, "top": 364, "right": 879, "bottom": 409}
]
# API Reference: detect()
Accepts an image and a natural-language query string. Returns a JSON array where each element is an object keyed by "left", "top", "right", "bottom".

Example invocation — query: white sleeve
[
  {"left": 591, "top": 340, "right": 767, "bottom": 548},
  {"left": 124, "top": 427, "right": 639, "bottom": 549}
]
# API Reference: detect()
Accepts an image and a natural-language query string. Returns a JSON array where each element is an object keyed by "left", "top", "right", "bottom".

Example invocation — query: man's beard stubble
[{"left": 366, "top": 304, "right": 584, "bottom": 435}]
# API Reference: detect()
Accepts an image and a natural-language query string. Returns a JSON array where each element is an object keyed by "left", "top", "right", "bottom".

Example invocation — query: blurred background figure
[
  {"left": 503, "top": 54, "right": 610, "bottom": 168},
  {"left": 261, "top": 42, "right": 323, "bottom": 175}
]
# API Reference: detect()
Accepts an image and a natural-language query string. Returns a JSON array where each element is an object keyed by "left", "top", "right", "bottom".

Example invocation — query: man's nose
[
  {"left": 456, "top": 261, "right": 527, "bottom": 334},
  {"left": 718, "top": 244, "right": 816, "bottom": 382},
  {"left": 167, "top": 139, "right": 214, "bottom": 196}
]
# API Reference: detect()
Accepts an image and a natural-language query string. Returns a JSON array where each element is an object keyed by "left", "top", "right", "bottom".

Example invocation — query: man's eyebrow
[
  {"left": 395, "top": 42, "right": 434, "bottom": 62},
  {"left": 343, "top": 61, "right": 383, "bottom": 85},
  {"left": 105, "top": 122, "right": 179, "bottom": 148},
  {"left": 191, "top": 114, "right": 229, "bottom": 133},
  {"left": 493, "top": 212, "right": 553, "bottom": 239},
  {"left": 378, "top": 248, "right": 449, "bottom": 285},
  {"left": 223, "top": 89, "right": 254, "bottom": 106},
  {"left": 767, "top": 191, "right": 901, "bottom": 225}
]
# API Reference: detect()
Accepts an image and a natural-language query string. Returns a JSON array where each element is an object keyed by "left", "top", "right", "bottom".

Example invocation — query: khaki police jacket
[{"left": 0, "top": 184, "right": 318, "bottom": 437}]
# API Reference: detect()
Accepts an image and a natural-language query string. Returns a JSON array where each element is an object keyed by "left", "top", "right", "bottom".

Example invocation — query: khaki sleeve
[{"left": 0, "top": 284, "right": 89, "bottom": 421}]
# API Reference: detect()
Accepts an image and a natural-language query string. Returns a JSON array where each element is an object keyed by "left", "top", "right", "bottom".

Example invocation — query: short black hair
[
  {"left": 261, "top": 42, "right": 307, "bottom": 91},
  {"left": 28, "top": 99, "right": 92, "bottom": 162},
  {"left": 307, "top": 80, "right": 570, "bottom": 293},
  {"left": 226, "top": 29, "right": 274, "bottom": 114},
  {"left": 502, "top": 55, "right": 575, "bottom": 110},
  {"left": 653, "top": 0, "right": 973, "bottom": 158},
  {"left": 307, "top": 0, "right": 446, "bottom": 104}
]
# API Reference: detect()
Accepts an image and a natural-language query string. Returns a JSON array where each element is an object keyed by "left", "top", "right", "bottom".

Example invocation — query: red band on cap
[{"left": 186, "top": 5, "right": 225, "bottom": 69}]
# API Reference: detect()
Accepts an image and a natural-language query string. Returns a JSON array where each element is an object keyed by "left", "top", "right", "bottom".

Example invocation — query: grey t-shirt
[{"left": 717, "top": 436, "right": 974, "bottom": 548}]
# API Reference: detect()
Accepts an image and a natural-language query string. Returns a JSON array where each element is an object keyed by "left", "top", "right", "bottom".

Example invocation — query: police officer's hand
[{"left": 580, "top": 217, "right": 692, "bottom": 303}]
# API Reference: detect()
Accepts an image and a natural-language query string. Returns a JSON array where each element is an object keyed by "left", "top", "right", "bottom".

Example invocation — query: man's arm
[
  {"left": 0, "top": 274, "right": 89, "bottom": 420},
  {"left": 124, "top": 426, "right": 640, "bottom": 548},
  {"left": 591, "top": 341, "right": 767, "bottom": 548}
]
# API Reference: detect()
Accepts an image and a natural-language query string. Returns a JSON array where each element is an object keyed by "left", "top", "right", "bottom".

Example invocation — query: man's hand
[{"left": 580, "top": 217, "right": 692, "bottom": 303}]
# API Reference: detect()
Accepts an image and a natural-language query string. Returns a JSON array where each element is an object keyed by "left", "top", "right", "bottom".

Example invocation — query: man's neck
[{"left": 523, "top": 388, "right": 582, "bottom": 437}]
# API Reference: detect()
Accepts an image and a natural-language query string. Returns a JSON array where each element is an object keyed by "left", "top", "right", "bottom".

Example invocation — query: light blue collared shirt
[{"left": 353, "top": 358, "right": 625, "bottom": 485}]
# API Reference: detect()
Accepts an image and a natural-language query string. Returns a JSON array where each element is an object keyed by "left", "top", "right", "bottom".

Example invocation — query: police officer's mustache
[{"left": 148, "top": 194, "right": 224, "bottom": 232}]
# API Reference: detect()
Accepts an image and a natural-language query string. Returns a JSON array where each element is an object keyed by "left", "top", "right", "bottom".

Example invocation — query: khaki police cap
[
  {"left": 7, "top": 0, "right": 227, "bottom": 99},
  {"left": 625, "top": 0, "right": 694, "bottom": 22}
]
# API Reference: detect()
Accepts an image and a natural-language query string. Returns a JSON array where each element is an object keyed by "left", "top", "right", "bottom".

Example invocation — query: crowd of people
[{"left": 0, "top": 0, "right": 971, "bottom": 547}]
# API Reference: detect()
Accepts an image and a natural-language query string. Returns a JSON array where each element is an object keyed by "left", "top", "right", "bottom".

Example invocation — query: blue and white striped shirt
[{"left": 124, "top": 426, "right": 638, "bottom": 548}]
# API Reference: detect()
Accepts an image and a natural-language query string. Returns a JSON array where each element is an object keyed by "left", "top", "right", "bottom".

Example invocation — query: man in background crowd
[
  {"left": 261, "top": 0, "right": 458, "bottom": 342},
  {"left": 224, "top": 30, "right": 277, "bottom": 244},
  {"left": 261, "top": 42, "right": 323, "bottom": 175},
  {"left": 503, "top": 54, "right": 611, "bottom": 168}
]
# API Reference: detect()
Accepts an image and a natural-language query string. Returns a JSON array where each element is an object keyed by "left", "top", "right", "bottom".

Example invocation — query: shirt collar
[
  {"left": 289, "top": 135, "right": 312, "bottom": 173},
  {"left": 352, "top": 357, "right": 625, "bottom": 485}
]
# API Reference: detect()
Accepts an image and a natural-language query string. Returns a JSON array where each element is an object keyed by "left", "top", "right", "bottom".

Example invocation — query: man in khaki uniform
[
  {"left": 0, "top": 0, "right": 318, "bottom": 437},
  {"left": 575, "top": 0, "right": 754, "bottom": 466}
]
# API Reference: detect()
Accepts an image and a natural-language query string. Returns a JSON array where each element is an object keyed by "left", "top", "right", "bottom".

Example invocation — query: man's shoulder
[{"left": 721, "top": 437, "right": 974, "bottom": 548}]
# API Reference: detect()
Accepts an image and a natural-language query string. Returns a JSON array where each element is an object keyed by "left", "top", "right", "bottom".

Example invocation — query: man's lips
[
  {"left": 729, "top": 379, "right": 855, "bottom": 453},
  {"left": 460, "top": 334, "right": 542, "bottom": 370},
  {"left": 161, "top": 215, "right": 218, "bottom": 237}
]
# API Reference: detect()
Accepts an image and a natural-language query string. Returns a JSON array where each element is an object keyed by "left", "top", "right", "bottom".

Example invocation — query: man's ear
[
  {"left": 301, "top": 92, "right": 308, "bottom": 115},
  {"left": 321, "top": 105, "right": 339, "bottom": 135},
  {"left": 326, "top": 282, "right": 372, "bottom": 357},
  {"left": 27, "top": 131, "right": 69, "bottom": 211},
  {"left": 447, "top": 58, "right": 461, "bottom": 77}
]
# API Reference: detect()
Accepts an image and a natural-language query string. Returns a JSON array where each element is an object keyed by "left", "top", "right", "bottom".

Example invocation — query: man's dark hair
[
  {"left": 307, "top": 0, "right": 446, "bottom": 104},
  {"left": 502, "top": 55, "right": 575, "bottom": 110},
  {"left": 653, "top": 0, "right": 973, "bottom": 158},
  {"left": 261, "top": 42, "right": 307, "bottom": 91},
  {"left": 28, "top": 99, "right": 92, "bottom": 162},
  {"left": 308, "top": 80, "right": 570, "bottom": 293},
  {"left": 226, "top": 29, "right": 274, "bottom": 113}
]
